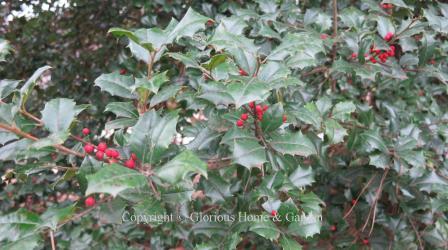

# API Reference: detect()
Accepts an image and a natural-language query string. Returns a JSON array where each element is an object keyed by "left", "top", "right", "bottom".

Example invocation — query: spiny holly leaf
[
  {"left": 324, "top": 118, "right": 347, "bottom": 144},
  {"left": 129, "top": 110, "right": 178, "bottom": 164},
  {"left": 155, "top": 150, "right": 208, "bottom": 184},
  {"left": 289, "top": 166, "right": 315, "bottom": 188},
  {"left": 280, "top": 236, "right": 303, "bottom": 250},
  {"left": 296, "top": 102, "right": 322, "bottom": 128},
  {"left": 249, "top": 220, "right": 280, "bottom": 240},
  {"left": 134, "top": 71, "right": 169, "bottom": 94},
  {"left": 94, "top": 72, "right": 136, "bottom": 99},
  {"left": 361, "top": 130, "right": 389, "bottom": 153},
  {"left": 232, "top": 139, "right": 267, "bottom": 169},
  {"left": 298, "top": 192, "right": 324, "bottom": 214},
  {"left": 166, "top": 8, "right": 210, "bottom": 43},
  {"left": 105, "top": 102, "right": 139, "bottom": 118},
  {"left": 369, "top": 153, "right": 390, "bottom": 169},
  {"left": 269, "top": 132, "right": 317, "bottom": 157},
  {"left": 288, "top": 214, "right": 322, "bottom": 238},
  {"left": 331, "top": 101, "right": 356, "bottom": 121},
  {"left": 0, "top": 79, "right": 20, "bottom": 99},
  {"left": 226, "top": 81, "right": 270, "bottom": 108},
  {"left": 40, "top": 205, "right": 75, "bottom": 230},
  {"left": 85, "top": 164, "right": 148, "bottom": 197},
  {"left": 19, "top": 65, "right": 52, "bottom": 106},
  {"left": 41, "top": 98, "right": 77, "bottom": 134}
]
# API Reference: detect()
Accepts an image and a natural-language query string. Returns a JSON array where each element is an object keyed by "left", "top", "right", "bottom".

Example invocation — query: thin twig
[
  {"left": 362, "top": 168, "right": 389, "bottom": 234},
  {"left": 343, "top": 174, "right": 377, "bottom": 219},
  {"left": 408, "top": 217, "right": 424, "bottom": 250},
  {"left": 50, "top": 230, "right": 56, "bottom": 250},
  {"left": 0, "top": 123, "right": 85, "bottom": 157}
]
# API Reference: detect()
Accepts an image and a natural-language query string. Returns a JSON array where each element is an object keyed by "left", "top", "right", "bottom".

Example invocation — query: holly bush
[{"left": 1, "top": 1, "right": 448, "bottom": 249}]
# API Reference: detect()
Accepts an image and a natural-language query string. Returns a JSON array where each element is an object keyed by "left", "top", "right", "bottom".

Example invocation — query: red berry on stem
[
  {"left": 362, "top": 239, "right": 369, "bottom": 245},
  {"left": 283, "top": 114, "right": 287, "bottom": 123},
  {"left": 271, "top": 210, "right": 277, "bottom": 216},
  {"left": 236, "top": 120, "right": 244, "bottom": 127},
  {"left": 84, "top": 144, "right": 94, "bottom": 154},
  {"left": 369, "top": 56, "right": 377, "bottom": 64},
  {"left": 131, "top": 153, "right": 137, "bottom": 160},
  {"left": 263, "top": 105, "right": 268, "bottom": 111},
  {"left": 239, "top": 68, "right": 248, "bottom": 76},
  {"left": 249, "top": 101, "right": 255, "bottom": 109},
  {"left": 320, "top": 34, "right": 328, "bottom": 40},
  {"left": 105, "top": 149, "right": 115, "bottom": 158},
  {"left": 351, "top": 199, "right": 357, "bottom": 205},
  {"left": 82, "top": 128, "right": 90, "bottom": 136},
  {"left": 125, "top": 159, "right": 135, "bottom": 169},
  {"left": 241, "top": 113, "right": 249, "bottom": 121},
  {"left": 330, "top": 225, "right": 337, "bottom": 231},
  {"left": 112, "top": 150, "right": 120, "bottom": 159},
  {"left": 351, "top": 52, "right": 357, "bottom": 59},
  {"left": 96, "top": 151, "right": 104, "bottom": 160},
  {"left": 85, "top": 196, "right": 96, "bottom": 207},
  {"left": 384, "top": 32, "right": 394, "bottom": 41},
  {"left": 119, "top": 68, "right": 127, "bottom": 75},
  {"left": 97, "top": 142, "right": 107, "bottom": 152},
  {"left": 255, "top": 105, "right": 263, "bottom": 113}
]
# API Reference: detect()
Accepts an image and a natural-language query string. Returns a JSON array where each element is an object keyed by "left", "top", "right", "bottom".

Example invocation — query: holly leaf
[
  {"left": 19, "top": 66, "right": 52, "bottom": 106},
  {"left": 105, "top": 102, "right": 139, "bottom": 118},
  {"left": 331, "top": 101, "right": 356, "bottom": 121},
  {"left": 94, "top": 72, "right": 136, "bottom": 99},
  {"left": 129, "top": 110, "right": 178, "bottom": 164},
  {"left": 269, "top": 132, "right": 317, "bottom": 157},
  {"left": 289, "top": 166, "right": 315, "bottom": 188},
  {"left": 233, "top": 139, "right": 267, "bottom": 169},
  {"left": 249, "top": 220, "right": 280, "bottom": 240},
  {"left": 85, "top": 164, "right": 148, "bottom": 197},
  {"left": 155, "top": 150, "right": 208, "bottom": 184},
  {"left": 324, "top": 119, "right": 347, "bottom": 144},
  {"left": 41, "top": 98, "right": 77, "bottom": 134},
  {"left": 280, "top": 236, "right": 303, "bottom": 250},
  {"left": 296, "top": 102, "right": 322, "bottom": 128}
]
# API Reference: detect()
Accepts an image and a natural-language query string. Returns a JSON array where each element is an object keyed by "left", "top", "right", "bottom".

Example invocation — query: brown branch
[
  {"left": 343, "top": 174, "right": 377, "bottom": 219},
  {"left": 362, "top": 168, "right": 389, "bottom": 234},
  {"left": 408, "top": 217, "right": 424, "bottom": 250},
  {"left": 50, "top": 230, "right": 56, "bottom": 250},
  {"left": 0, "top": 123, "right": 85, "bottom": 158},
  {"left": 302, "top": 66, "right": 328, "bottom": 77}
]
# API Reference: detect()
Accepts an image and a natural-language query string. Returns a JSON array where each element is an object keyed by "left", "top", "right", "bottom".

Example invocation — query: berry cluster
[
  {"left": 351, "top": 44, "right": 395, "bottom": 64},
  {"left": 236, "top": 102, "right": 287, "bottom": 127},
  {"left": 81, "top": 128, "right": 137, "bottom": 169},
  {"left": 381, "top": 3, "right": 393, "bottom": 9}
]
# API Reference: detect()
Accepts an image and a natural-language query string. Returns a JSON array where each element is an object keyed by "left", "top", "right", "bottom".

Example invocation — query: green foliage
[{"left": 1, "top": 0, "right": 448, "bottom": 249}]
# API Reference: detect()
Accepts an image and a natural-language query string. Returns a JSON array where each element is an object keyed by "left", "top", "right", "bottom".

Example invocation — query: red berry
[
  {"left": 236, "top": 119, "right": 244, "bottom": 127},
  {"left": 249, "top": 102, "right": 255, "bottom": 109},
  {"left": 105, "top": 149, "right": 115, "bottom": 158},
  {"left": 96, "top": 151, "right": 104, "bottom": 160},
  {"left": 351, "top": 199, "right": 357, "bottom": 205},
  {"left": 369, "top": 56, "right": 377, "bottom": 64},
  {"left": 351, "top": 52, "right": 357, "bottom": 59},
  {"left": 97, "top": 142, "right": 107, "bottom": 152},
  {"left": 330, "top": 225, "right": 337, "bottom": 231},
  {"left": 320, "top": 34, "right": 328, "bottom": 40},
  {"left": 112, "top": 150, "right": 120, "bottom": 159},
  {"left": 85, "top": 196, "right": 96, "bottom": 207},
  {"left": 390, "top": 45, "right": 395, "bottom": 51},
  {"left": 283, "top": 114, "right": 287, "bottom": 123},
  {"left": 430, "top": 59, "right": 436, "bottom": 65},
  {"left": 241, "top": 113, "right": 249, "bottom": 121},
  {"left": 84, "top": 144, "right": 94, "bottom": 154},
  {"left": 255, "top": 105, "right": 263, "bottom": 113},
  {"left": 82, "top": 128, "right": 90, "bottom": 136},
  {"left": 362, "top": 239, "right": 369, "bottom": 245},
  {"left": 263, "top": 105, "right": 268, "bottom": 111},
  {"left": 384, "top": 32, "right": 394, "bottom": 41},
  {"left": 271, "top": 210, "right": 277, "bottom": 216},
  {"left": 239, "top": 68, "right": 248, "bottom": 76},
  {"left": 131, "top": 153, "right": 137, "bottom": 160},
  {"left": 203, "top": 73, "right": 210, "bottom": 80},
  {"left": 125, "top": 159, "right": 135, "bottom": 169},
  {"left": 119, "top": 68, "right": 127, "bottom": 75},
  {"left": 206, "top": 19, "right": 214, "bottom": 26},
  {"left": 257, "top": 114, "right": 263, "bottom": 121}
]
